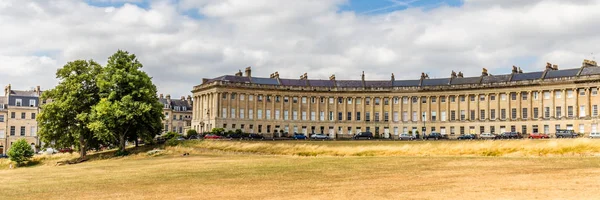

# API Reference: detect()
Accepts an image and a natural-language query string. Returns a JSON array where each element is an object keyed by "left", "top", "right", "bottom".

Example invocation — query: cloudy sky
[{"left": 1, "top": 0, "right": 599, "bottom": 97}]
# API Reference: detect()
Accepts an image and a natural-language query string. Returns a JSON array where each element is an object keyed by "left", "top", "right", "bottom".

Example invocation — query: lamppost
[{"left": 422, "top": 114, "right": 426, "bottom": 140}]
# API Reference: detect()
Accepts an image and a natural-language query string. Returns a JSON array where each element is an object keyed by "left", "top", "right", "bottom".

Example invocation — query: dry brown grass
[
  {"left": 1, "top": 140, "right": 600, "bottom": 200},
  {"left": 184, "top": 139, "right": 600, "bottom": 157}
]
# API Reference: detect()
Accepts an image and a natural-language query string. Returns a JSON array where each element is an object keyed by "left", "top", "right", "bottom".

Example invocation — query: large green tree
[
  {"left": 37, "top": 60, "right": 103, "bottom": 159},
  {"left": 89, "top": 50, "right": 163, "bottom": 154}
]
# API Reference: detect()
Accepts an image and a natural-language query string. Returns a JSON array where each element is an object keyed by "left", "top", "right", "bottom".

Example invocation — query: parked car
[
  {"left": 292, "top": 133, "right": 307, "bottom": 140},
  {"left": 176, "top": 136, "right": 186, "bottom": 141},
  {"left": 589, "top": 132, "right": 600, "bottom": 139},
  {"left": 59, "top": 148, "right": 73, "bottom": 153},
  {"left": 310, "top": 133, "right": 329, "bottom": 140},
  {"left": 398, "top": 133, "right": 416, "bottom": 140},
  {"left": 204, "top": 134, "right": 222, "bottom": 139},
  {"left": 0, "top": 154, "right": 8, "bottom": 158},
  {"left": 248, "top": 133, "right": 264, "bottom": 140},
  {"left": 457, "top": 134, "right": 477, "bottom": 140},
  {"left": 555, "top": 129, "right": 578, "bottom": 138},
  {"left": 424, "top": 132, "right": 446, "bottom": 140},
  {"left": 498, "top": 132, "right": 523, "bottom": 139},
  {"left": 479, "top": 133, "right": 497, "bottom": 140},
  {"left": 353, "top": 132, "right": 374, "bottom": 140},
  {"left": 156, "top": 137, "right": 166, "bottom": 144},
  {"left": 528, "top": 133, "right": 550, "bottom": 139},
  {"left": 226, "top": 133, "right": 243, "bottom": 139},
  {"left": 188, "top": 135, "right": 200, "bottom": 140}
]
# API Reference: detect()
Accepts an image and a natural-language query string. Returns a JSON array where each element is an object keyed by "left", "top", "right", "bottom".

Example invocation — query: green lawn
[{"left": 1, "top": 140, "right": 600, "bottom": 199}]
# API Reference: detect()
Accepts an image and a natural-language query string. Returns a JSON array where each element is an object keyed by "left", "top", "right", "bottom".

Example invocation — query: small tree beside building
[{"left": 8, "top": 139, "right": 34, "bottom": 166}]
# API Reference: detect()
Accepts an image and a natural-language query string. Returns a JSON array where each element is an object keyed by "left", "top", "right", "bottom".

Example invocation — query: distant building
[
  {"left": 158, "top": 94, "right": 193, "bottom": 135},
  {"left": 0, "top": 85, "right": 44, "bottom": 155},
  {"left": 191, "top": 60, "right": 600, "bottom": 139}
]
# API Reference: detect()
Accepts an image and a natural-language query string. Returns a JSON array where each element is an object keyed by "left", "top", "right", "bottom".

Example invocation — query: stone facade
[
  {"left": 194, "top": 60, "right": 600, "bottom": 139},
  {"left": 0, "top": 85, "right": 43, "bottom": 155},
  {"left": 159, "top": 94, "right": 193, "bottom": 135}
]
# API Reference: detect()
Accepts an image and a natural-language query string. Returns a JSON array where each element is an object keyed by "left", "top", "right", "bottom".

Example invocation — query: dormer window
[
  {"left": 182, "top": 107, "right": 187, "bottom": 111},
  {"left": 174, "top": 106, "right": 181, "bottom": 111},
  {"left": 30, "top": 99, "right": 36, "bottom": 107},
  {"left": 16, "top": 99, "right": 22, "bottom": 106}
]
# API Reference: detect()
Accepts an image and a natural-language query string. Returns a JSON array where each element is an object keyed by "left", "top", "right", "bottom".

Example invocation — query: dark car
[
  {"left": 292, "top": 133, "right": 307, "bottom": 140},
  {"left": 457, "top": 134, "right": 477, "bottom": 140},
  {"left": 353, "top": 132, "right": 373, "bottom": 140},
  {"left": 424, "top": 132, "right": 446, "bottom": 140},
  {"left": 188, "top": 135, "right": 200, "bottom": 140},
  {"left": 0, "top": 154, "right": 8, "bottom": 159},
  {"left": 555, "top": 129, "right": 578, "bottom": 138},
  {"left": 498, "top": 132, "right": 523, "bottom": 139},
  {"left": 248, "top": 133, "right": 264, "bottom": 140},
  {"left": 156, "top": 137, "right": 166, "bottom": 144},
  {"left": 226, "top": 133, "right": 243, "bottom": 139}
]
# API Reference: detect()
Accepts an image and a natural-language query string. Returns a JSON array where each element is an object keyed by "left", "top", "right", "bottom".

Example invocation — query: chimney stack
[
  {"left": 235, "top": 70, "right": 243, "bottom": 77},
  {"left": 166, "top": 94, "right": 171, "bottom": 101},
  {"left": 546, "top": 63, "right": 554, "bottom": 70},
  {"left": 300, "top": 73, "right": 308, "bottom": 80},
  {"left": 361, "top": 71, "right": 365, "bottom": 81},
  {"left": 245, "top": 66, "right": 252, "bottom": 77},
  {"left": 583, "top": 59, "right": 598, "bottom": 67},
  {"left": 512, "top": 66, "right": 518, "bottom": 74},
  {"left": 4, "top": 84, "right": 11, "bottom": 97},
  {"left": 552, "top": 64, "right": 559, "bottom": 70},
  {"left": 186, "top": 95, "right": 192, "bottom": 106},
  {"left": 159, "top": 94, "right": 164, "bottom": 99},
  {"left": 181, "top": 96, "right": 185, "bottom": 101},
  {"left": 451, "top": 71, "right": 457, "bottom": 78},
  {"left": 329, "top": 74, "right": 335, "bottom": 80},
  {"left": 482, "top": 68, "right": 488, "bottom": 76},
  {"left": 457, "top": 71, "right": 464, "bottom": 78},
  {"left": 518, "top": 67, "right": 523, "bottom": 74},
  {"left": 270, "top": 71, "right": 280, "bottom": 79},
  {"left": 391, "top": 73, "right": 395, "bottom": 81}
]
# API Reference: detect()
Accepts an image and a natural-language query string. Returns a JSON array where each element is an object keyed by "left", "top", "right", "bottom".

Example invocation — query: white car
[
  {"left": 590, "top": 132, "right": 600, "bottom": 139},
  {"left": 38, "top": 148, "right": 59, "bottom": 155}
]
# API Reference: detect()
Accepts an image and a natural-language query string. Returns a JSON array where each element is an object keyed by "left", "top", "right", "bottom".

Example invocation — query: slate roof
[
  {"left": 481, "top": 74, "right": 512, "bottom": 84},
  {"left": 450, "top": 77, "right": 481, "bottom": 85},
  {"left": 511, "top": 71, "right": 544, "bottom": 81},
  {"left": 10, "top": 90, "right": 39, "bottom": 97},
  {"left": 279, "top": 79, "right": 307, "bottom": 86},
  {"left": 393, "top": 80, "right": 421, "bottom": 87},
  {"left": 580, "top": 67, "right": 600, "bottom": 76},
  {"left": 365, "top": 81, "right": 392, "bottom": 87},
  {"left": 422, "top": 78, "right": 450, "bottom": 86},
  {"left": 308, "top": 80, "right": 335, "bottom": 87},
  {"left": 250, "top": 77, "right": 280, "bottom": 85},
  {"left": 159, "top": 98, "right": 192, "bottom": 110},
  {"left": 336, "top": 80, "right": 364, "bottom": 87},
  {"left": 544, "top": 68, "right": 580, "bottom": 79}
]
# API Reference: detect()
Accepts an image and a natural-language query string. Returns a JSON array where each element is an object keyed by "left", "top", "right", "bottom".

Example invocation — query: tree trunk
[
  {"left": 79, "top": 134, "right": 87, "bottom": 159},
  {"left": 135, "top": 137, "right": 139, "bottom": 147},
  {"left": 119, "top": 134, "right": 126, "bottom": 152}
]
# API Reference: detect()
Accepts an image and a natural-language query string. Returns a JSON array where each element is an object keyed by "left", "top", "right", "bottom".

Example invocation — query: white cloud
[{"left": 1, "top": 0, "right": 600, "bottom": 95}]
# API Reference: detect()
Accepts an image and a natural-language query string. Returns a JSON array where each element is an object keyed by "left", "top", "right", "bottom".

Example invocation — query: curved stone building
[{"left": 191, "top": 60, "right": 600, "bottom": 139}]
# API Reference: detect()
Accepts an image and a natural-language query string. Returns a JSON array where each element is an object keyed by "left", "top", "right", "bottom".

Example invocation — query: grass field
[{"left": 1, "top": 139, "right": 600, "bottom": 200}]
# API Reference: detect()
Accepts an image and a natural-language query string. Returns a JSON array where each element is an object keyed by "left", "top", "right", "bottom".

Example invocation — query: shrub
[
  {"left": 8, "top": 139, "right": 34, "bottom": 166},
  {"left": 211, "top": 128, "right": 225, "bottom": 135},
  {"left": 115, "top": 150, "right": 129, "bottom": 157},
  {"left": 164, "top": 132, "right": 180, "bottom": 140},
  {"left": 225, "top": 130, "right": 234, "bottom": 136},
  {"left": 186, "top": 129, "right": 198, "bottom": 137},
  {"left": 235, "top": 129, "right": 243, "bottom": 134}
]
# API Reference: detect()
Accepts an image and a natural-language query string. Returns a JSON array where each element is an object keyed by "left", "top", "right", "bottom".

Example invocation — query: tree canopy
[
  {"left": 37, "top": 60, "right": 103, "bottom": 159},
  {"left": 88, "top": 50, "right": 164, "bottom": 154}
]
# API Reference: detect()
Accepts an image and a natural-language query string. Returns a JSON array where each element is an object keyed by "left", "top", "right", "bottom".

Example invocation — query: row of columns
[{"left": 192, "top": 87, "right": 597, "bottom": 128}]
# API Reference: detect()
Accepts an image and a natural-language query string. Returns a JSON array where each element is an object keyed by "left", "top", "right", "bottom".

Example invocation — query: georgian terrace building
[{"left": 191, "top": 60, "right": 600, "bottom": 139}]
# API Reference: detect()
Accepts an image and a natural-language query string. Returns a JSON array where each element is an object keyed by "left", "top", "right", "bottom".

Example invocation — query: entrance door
[
  {"left": 500, "top": 127, "right": 506, "bottom": 133},
  {"left": 329, "top": 127, "right": 334, "bottom": 138},
  {"left": 384, "top": 128, "right": 390, "bottom": 139}
]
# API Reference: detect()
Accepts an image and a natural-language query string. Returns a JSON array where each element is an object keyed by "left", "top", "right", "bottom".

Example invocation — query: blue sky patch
[{"left": 340, "top": 0, "right": 463, "bottom": 14}]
